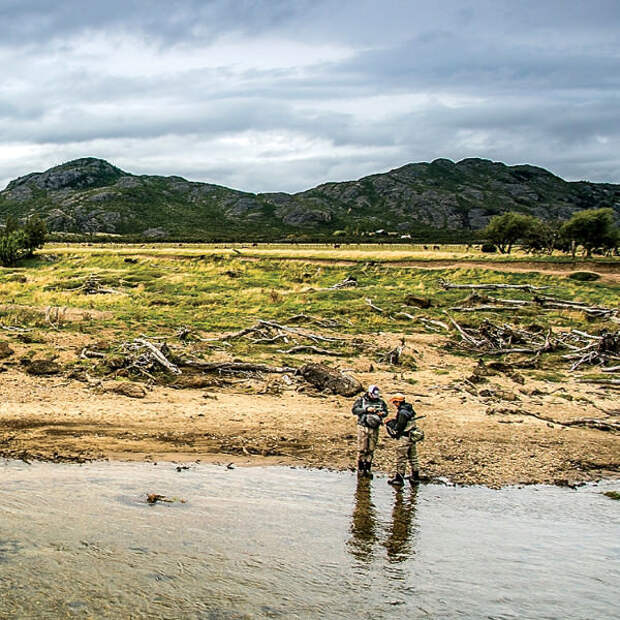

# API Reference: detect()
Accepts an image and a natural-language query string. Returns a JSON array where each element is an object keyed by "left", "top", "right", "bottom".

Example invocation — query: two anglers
[{"left": 352, "top": 385, "right": 424, "bottom": 487}]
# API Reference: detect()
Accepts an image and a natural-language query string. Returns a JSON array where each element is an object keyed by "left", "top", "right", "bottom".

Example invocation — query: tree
[
  {"left": 4, "top": 215, "right": 19, "bottom": 235},
  {"left": 560, "top": 208, "right": 618, "bottom": 257},
  {"left": 482, "top": 212, "right": 540, "bottom": 253},
  {"left": 0, "top": 215, "right": 47, "bottom": 266},
  {"left": 521, "top": 219, "right": 560, "bottom": 255},
  {"left": 22, "top": 216, "right": 47, "bottom": 256},
  {"left": 0, "top": 230, "right": 27, "bottom": 267}
]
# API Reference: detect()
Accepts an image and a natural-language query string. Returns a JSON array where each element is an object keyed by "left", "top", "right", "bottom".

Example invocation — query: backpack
[{"left": 363, "top": 413, "right": 382, "bottom": 429}]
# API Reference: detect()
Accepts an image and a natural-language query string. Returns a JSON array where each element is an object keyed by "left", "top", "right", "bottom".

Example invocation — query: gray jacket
[{"left": 352, "top": 395, "right": 388, "bottom": 427}]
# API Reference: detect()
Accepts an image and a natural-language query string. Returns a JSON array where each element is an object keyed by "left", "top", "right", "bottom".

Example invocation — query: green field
[{"left": 1, "top": 246, "right": 617, "bottom": 364}]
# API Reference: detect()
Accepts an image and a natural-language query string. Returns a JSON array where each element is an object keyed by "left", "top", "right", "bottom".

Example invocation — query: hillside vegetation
[{"left": 0, "top": 157, "right": 619, "bottom": 241}]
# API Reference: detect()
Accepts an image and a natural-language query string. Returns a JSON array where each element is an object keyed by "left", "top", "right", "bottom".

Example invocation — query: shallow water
[{"left": 0, "top": 461, "right": 618, "bottom": 619}]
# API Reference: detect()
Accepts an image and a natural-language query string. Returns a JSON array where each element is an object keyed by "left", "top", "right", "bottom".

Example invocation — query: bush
[
  {"left": 0, "top": 231, "right": 27, "bottom": 267},
  {"left": 480, "top": 243, "right": 497, "bottom": 253},
  {"left": 0, "top": 216, "right": 47, "bottom": 266},
  {"left": 567, "top": 271, "right": 600, "bottom": 282}
]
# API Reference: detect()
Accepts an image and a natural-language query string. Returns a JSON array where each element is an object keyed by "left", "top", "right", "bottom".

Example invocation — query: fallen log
[
  {"left": 284, "top": 314, "right": 339, "bottom": 328},
  {"left": 277, "top": 345, "right": 342, "bottom": 356},
  {"left": 133, "top": 338, "right": 181, "bottom": 375},
  {"left": 365, "top": 298, "right": 387, "bottom": 314},
  {"left": 0, "top": 325, "right": 32, "bottom": 333},
  {"left": 179, "top": 359, "right": 297, "bottom": 374},
  {"left": 444, "top": 314, "right": 486, "bottom": 347},
  {"left": 329, "top": 275, "right": 357, "bottom": 289},
  {"left": 449, "top": 305, "right": 519, "bottom": 312},
  {"left": 438, "top": 279, "right": 549, "bottom": 291},
  {"left": 576, "top": 378, "right": 620, "bottom": 386},
  {"left": 487, "top": 407, "right": 620, "bottom": 432}
]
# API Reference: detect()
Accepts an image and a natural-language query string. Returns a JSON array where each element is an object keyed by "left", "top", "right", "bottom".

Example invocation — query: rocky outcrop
[{"left": 1, "top": 156, "right": 618, "bottom": 237}]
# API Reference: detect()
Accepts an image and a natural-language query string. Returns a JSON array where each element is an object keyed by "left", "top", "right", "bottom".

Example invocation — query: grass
[
  {"left": 0, "top": 244, "right": 617, "bottom": 373},
  {"left": 45, "top": 242, "right": 620, "bottom": 266}
]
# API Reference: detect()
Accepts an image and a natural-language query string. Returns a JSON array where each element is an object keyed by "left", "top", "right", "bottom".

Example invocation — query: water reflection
[
  {"left": 384, "top": 486, "right": 418, "bottom": 563},
  {"left": 348, "top": 479, "right": 418, "bottom": 565},
  {"left": 348, "top": 478, "right": 379, "bottom": 562}
]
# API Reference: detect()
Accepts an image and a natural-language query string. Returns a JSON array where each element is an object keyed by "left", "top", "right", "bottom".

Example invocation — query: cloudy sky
[{"left": 1, "top": 0, "right": 619, "bottom": 192}]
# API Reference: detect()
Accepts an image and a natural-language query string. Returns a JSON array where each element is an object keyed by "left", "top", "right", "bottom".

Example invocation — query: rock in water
[{"left": 300, "top": 363, "right": 362, "bottom": 397}]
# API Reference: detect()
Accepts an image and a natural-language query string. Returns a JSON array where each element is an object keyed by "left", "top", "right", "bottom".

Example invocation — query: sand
[{"left": 1, "top": 331, "right": 617, "bottom": 487}]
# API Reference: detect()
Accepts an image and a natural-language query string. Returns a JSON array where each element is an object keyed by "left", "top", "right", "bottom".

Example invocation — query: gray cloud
[{"left": 1, "top": 0, "right": 619, "bottom": 191}]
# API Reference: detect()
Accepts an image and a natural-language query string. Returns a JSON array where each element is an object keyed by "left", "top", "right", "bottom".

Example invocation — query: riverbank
[
  {"left": 1, "top": 331, "right": 617, "bottom": 487},
  {"left": 1, "top": 246, "right": 618, "bottom": 487}
]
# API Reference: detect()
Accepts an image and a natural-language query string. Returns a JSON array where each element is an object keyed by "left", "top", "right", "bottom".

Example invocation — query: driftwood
[
  {"left": 284, "top": 314, "right": 339, "bottom": 328},
  {"left": 439, "top": 278, "right": 549, "bottom": 292},
  {"left": 576, "top": 378, "right": 620, "bottom": 386},
  {"left": 419, "top": 317, "right": 449, "bottom": 331},
  {"left": 562, "top": 330, "right": 619, "bottom": 370},
  {"left": 277, "top": 345, "right": 342, "bottom": 356},
  {"left": 179, "top": 359, "right": 296, "bottom": 375},
  {"left": 533, "top": 295, "right": 618, "bottom": 318},
  {"left": 206, "top": 320, "right": 344, "bottom": 345},
  {"left": 365, "top": 298, "right": 387, "bottom": 314},
  {"left": 80, "top": 347, "right": 106, "bottom": 360},
  {"left": 120, "top": 338, "right": 182, "bottom": 376},
  {"left": 329, "top": 275, "right": 357, "bottom": 289},
  {"left": 70, "top": 274, "right": 121, "bottom": 295},
  {"left": 449, "top": 304, "right": 518, "bottom": 312},
  {"left": 0, "top": 324, "right": 33, "bottom": 333},
  {"left": 377, "top": 338, "right": 406, "bottom": 365},
  {"left": 45, "top": 306, "right": 67, "bottom": 330},
  {"left": 487, "top": 407, "right": 619, "bottom": 432},
  {"left": 393, "top": 311, "right": 416, "bottom": 321}
]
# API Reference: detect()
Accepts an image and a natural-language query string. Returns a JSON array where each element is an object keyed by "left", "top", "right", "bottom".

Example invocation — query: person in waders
[
  {"left": 385, "top": 393, "right": 425, "bottom": 487},
  {"left": 351, "top": 385, "right": 388, "bottom": 478}
]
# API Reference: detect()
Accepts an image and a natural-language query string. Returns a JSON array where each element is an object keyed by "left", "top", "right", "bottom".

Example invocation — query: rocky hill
[{"left": 1, "top": 157, "right": 618, "bottom": 240}]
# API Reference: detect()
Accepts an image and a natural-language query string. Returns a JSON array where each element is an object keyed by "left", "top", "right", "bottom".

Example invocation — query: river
[{"left": 0, "top": 460, "right": 618, "bottom": 619}]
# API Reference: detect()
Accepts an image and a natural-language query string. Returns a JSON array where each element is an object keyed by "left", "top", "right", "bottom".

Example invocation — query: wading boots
[
  {"left": 407, "top": 471, "right": 421, "bottom": 486},
  {"left": 387, "top": 473, "right": 405, "bottom": 487}
]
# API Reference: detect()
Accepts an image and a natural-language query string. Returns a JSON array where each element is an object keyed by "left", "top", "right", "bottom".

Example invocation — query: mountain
[{"left": 1, "top": 157, "right": 618, "bottom": 240}]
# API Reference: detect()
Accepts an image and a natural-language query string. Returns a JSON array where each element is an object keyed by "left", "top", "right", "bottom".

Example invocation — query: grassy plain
[{"left": 0, "top": 244, "right": 618, "bottom": 486}]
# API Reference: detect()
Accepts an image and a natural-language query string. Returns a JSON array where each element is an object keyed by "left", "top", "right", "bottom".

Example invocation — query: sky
[{"left": 1, "top": 0, "right": 619, "bottom": 193}]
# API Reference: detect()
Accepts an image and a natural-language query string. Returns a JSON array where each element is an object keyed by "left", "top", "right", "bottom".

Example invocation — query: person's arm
[
  {"left": 378, "top": 399, "right": 389, "bottom": 418},
  {"left": 352, "top": 397, "right": 366, "bottom": 416},
  {"left": 394, "top": 409, "right": 408, "bottom": 435}
]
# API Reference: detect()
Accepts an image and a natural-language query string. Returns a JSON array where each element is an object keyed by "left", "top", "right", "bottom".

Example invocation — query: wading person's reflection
[
  {"left": 348, "top": 479, "right": 418, "bottom": 564},
  {"left": 384, "top": 485, "right": 418, "bottom": 563},
  {"left": 347, "top": 478, "right": 378, "bottom": 563}
]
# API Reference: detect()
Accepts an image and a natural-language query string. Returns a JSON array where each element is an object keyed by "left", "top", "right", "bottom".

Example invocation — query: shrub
[
  {"left": 567, "top": 271, "right": 600, "bottom": 282},
  {"left": 0, "top": 216, "right": 47, "bottom": 266},
  {"left": 0, "top": 231, "right": 27, "bottom": 267}
]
